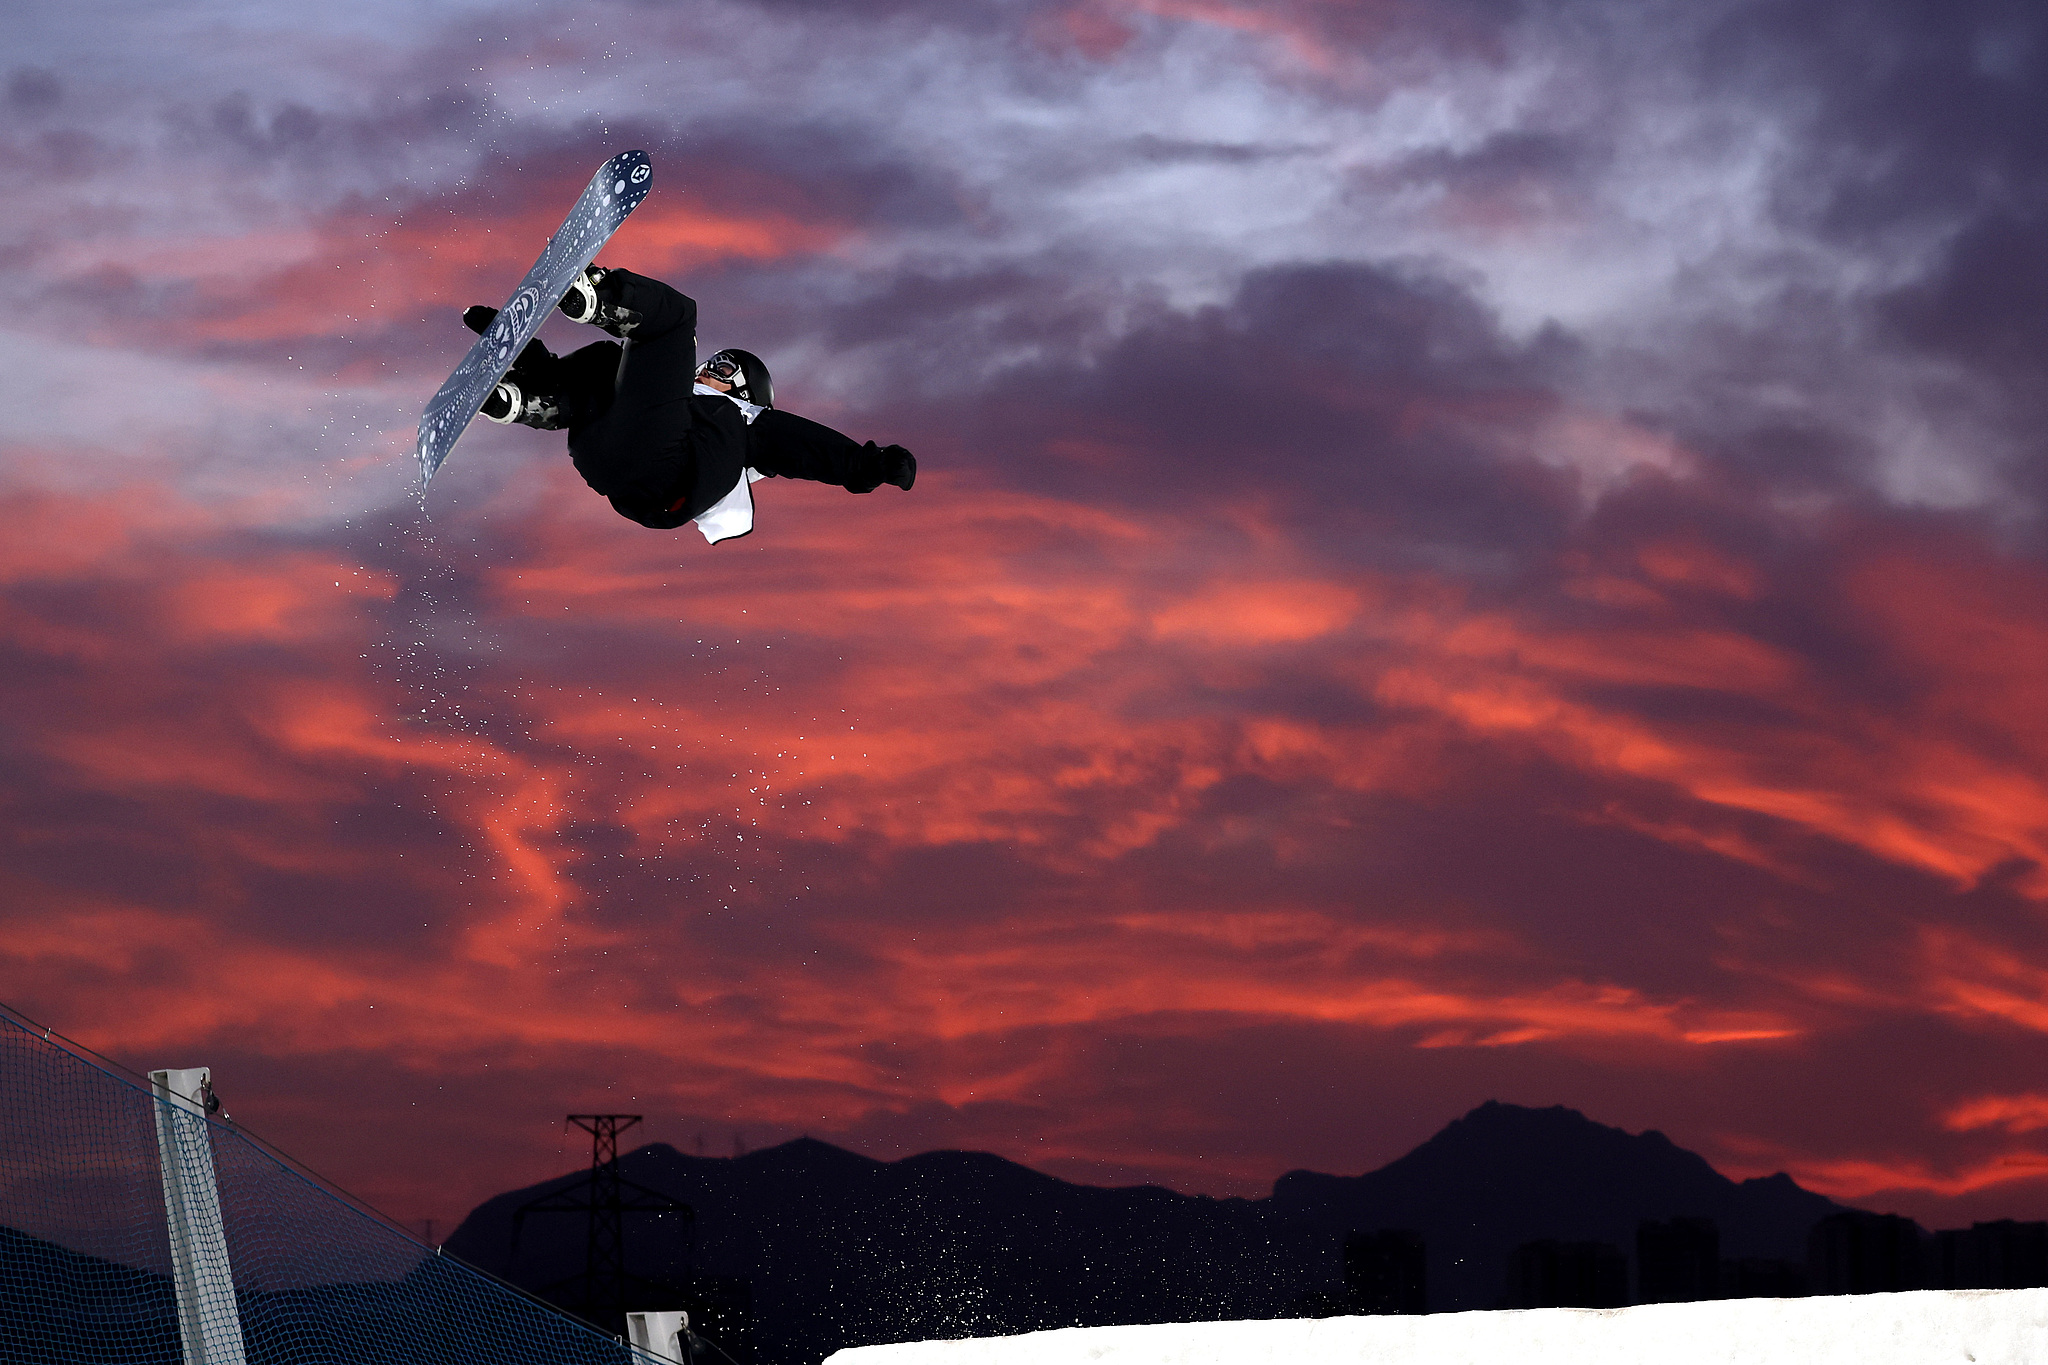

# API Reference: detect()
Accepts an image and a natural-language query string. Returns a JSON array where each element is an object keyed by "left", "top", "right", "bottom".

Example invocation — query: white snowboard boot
[
  {"left": 557, "top": 265, "right": 641, "bottom": 337},
  {"left": 478, "top": 378, "right": 567, "bottom": 430}
]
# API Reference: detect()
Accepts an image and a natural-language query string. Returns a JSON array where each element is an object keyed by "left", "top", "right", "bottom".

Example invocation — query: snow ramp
[{"left": 825, "top": 1290, "right": 2048, "bottom": 1365}]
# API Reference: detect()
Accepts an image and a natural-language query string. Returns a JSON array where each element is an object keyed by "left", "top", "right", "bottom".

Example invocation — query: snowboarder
[{"left": 468, "top": 265, "right": 916, "bottom": 544}]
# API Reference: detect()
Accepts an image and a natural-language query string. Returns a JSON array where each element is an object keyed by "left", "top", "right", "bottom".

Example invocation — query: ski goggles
[{"left": 697, "top": 352, "right": 744, "bottom": 386}]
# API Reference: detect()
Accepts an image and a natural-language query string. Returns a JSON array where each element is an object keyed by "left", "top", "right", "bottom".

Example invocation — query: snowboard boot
[
  {"left": 478, "top": 377, "right": 568, "bottom": 429},
  {"left": 556, "top": 265, "right": 641, "bottom": 337}
]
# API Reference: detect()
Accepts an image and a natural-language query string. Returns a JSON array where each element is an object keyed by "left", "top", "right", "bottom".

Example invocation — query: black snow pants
[{"left": 553, "top": 269, "right": 899, "bottom": 530}]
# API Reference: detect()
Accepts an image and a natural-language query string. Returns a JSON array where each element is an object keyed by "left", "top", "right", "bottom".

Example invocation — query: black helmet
[{"left": 697, "top": 348, "right": 773, "bottom": 408}]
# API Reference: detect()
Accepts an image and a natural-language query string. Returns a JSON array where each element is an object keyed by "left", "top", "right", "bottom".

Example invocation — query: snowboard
[{"left": 414, "top": 150, "right": 653, "bottom": 484}]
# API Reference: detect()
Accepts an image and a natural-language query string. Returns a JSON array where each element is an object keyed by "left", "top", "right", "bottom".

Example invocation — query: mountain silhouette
[
  {"left": 447, "top": 1137, "right": 1317, "bottom": 1361},
  {"left": 1269, "top": 1101, "right": 1845, "bottom": 1308},
  {"left": 443, "top": 1103, "right": 1850, "bottom": 1365}
]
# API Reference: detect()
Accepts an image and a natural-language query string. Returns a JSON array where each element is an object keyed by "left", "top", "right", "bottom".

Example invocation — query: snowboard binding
[{"left": 557, "top": 265, "right": 641, "bottom": 337}]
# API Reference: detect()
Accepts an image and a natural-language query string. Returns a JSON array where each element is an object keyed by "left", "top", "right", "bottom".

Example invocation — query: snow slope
[{"left": 824, "top": 1290, "right": 2048, "bottom": 1365}]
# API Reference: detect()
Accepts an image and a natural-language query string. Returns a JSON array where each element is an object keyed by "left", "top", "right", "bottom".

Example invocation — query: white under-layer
[
  {"left": 823, "top": 1291, "right": 2048, "bottom": 1365},
  {"left": 691, "top": 383, "right": 766, "bottom": 545}
]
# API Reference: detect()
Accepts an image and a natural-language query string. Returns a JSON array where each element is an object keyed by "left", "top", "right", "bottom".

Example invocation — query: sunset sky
[{"left": 8, "top": 0, "right": 2048, "bottom": 1239}]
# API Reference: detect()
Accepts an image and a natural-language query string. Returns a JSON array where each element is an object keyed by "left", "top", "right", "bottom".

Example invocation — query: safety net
[{"left": 0, "top": 1003, "right": 639, "bottom": 1365}]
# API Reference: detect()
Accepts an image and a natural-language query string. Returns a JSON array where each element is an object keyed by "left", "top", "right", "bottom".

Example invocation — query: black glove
[
  {"left": 882, "top": 444, "right": 916, "bottom": 491},
  {"left": 461, "top": 305, "right": 558, "bottom": 376}
]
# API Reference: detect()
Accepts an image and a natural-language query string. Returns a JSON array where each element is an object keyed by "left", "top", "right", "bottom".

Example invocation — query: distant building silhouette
[
  {"left": 1636, "top": 1217, "right": 1718, "bottom": 1303},
  {"left": 1506, "top": 1240, "right": 1628, "bottom": 1309},
  {"left": 1807, "top": 1211, "right": 1924, "bottom": 1294},
  {"left": 1720, "top": 1257, "right": 1807, "bottom": 1299},
  {"left": 1343, "top": 1229, "right": 1426, "bottom": 1314},
  {"left": 1933, "top": 1221, "right": 2048, "bottom": 1290}
]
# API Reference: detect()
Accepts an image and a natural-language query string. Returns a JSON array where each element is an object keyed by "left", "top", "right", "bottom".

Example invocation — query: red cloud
[
  {"left": 46, "top": 166, "right": 851, "bottom": 354},
  {"left": 6, "top": 448, "right": 2048, "bottom": 1226},
  {"left": 1945, "top": 1094, "right": 2048, "bottom": 1135}
]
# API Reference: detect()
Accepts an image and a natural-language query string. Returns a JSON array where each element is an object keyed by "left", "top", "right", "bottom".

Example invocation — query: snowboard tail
[{"left": 414, "top": 150, "right": 653, "bottom": 484}]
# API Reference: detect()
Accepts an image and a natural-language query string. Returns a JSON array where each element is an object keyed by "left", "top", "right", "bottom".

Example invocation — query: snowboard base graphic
[{"left": 414, "top": 150, "right": 653, "bottom": 484}]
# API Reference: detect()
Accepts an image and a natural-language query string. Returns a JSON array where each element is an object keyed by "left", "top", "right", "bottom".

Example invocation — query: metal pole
[
  {"left": 151, "top": 1067, "right": 249, "bottom": 1365},
  {"left": 627, "top": 1310, "right": 691, "bottom": 1365}
]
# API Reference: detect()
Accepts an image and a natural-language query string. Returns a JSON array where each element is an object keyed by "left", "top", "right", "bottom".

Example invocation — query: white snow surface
[{"left": 823, "top": 1291, "right": 2048, "bottom": 1365}]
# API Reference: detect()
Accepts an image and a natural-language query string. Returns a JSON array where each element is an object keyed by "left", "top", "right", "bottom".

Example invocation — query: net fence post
[
  {"left": 626, "top": 1310, "right": 690, "bottom": 1364},
  {"left": 151, "top": 1066, "right": 250, "bottom": 1365}
]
